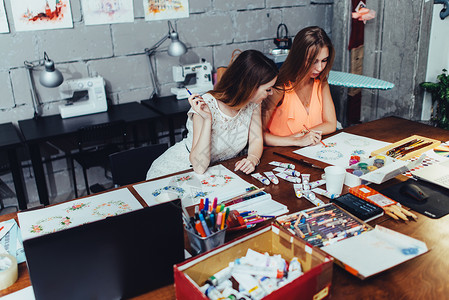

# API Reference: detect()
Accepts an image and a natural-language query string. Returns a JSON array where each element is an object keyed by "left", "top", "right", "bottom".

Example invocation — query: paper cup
[{"left": 324, "top": 166, "right": 346, "bottom": 195}]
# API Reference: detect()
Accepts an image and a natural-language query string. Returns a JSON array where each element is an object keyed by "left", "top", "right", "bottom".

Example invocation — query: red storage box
[{"left": 174, "top": 224, "right": 333, "bottom": 300}]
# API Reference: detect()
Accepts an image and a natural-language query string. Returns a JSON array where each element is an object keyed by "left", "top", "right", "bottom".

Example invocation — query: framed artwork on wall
[
  {"left": 11, "top": 0, "right": 73, "bottom": 32},
  {"left": 81, "top": 0, "right": 135, "bottom": 26},
  {"left": 143, "top": 0, "right": 189, "bottom": 21}
]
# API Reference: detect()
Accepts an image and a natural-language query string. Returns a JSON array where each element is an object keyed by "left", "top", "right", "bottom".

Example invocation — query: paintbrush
[{"left": 303, "top": 124, "right": 327, "bottom": 147}]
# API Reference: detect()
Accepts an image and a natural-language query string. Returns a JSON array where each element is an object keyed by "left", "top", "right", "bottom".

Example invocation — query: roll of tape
[{"left": 0, "top": 253, "right": 18, "bottom": 290}]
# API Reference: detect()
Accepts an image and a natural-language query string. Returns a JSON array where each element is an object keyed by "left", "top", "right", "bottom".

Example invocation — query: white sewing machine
[
  {"left": 170, "top": 61, "right": 214, "bottom": 99},
  {"left": 58, "top": 76, "right": 108, "bottom": 118}
]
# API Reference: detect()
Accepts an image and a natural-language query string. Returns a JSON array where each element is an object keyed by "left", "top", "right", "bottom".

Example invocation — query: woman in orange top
[{"left": 264, "top": 26, "right": 337, "bottom": 146}]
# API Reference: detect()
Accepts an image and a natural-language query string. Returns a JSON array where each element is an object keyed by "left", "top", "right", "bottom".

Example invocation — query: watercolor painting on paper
[
  {"left": 143, "top": 0, "right": 189, "bottom": 21},
  {"left": 11, "top": 0, "right": 73, "bottom": 32},
  {"left": 81, "top": 0, "right": 134, "bottom": 26},
  {"left": 133, "top": 164, "right": 253, "bottom": 207},
  {"left": 293, "top": 132, "right": 391, "bottom": 168},
  {"left": 18, "top": 188, "right": 142, "bottom": 241},
  {"left": 0, "top": 0, "right": 9, "bottom": 33}
]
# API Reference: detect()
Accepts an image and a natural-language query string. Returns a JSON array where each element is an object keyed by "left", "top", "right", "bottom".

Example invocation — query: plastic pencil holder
[{"left": 186, "top": 225, "right": 227, "bottom": 255}]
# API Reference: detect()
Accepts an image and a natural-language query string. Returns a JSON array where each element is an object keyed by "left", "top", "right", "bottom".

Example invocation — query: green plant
[{"left": 420, "top": 69, "right": 449, "bottom": 129}]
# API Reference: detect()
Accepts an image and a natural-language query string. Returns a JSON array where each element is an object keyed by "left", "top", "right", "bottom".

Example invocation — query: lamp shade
[
  {"left": 167, "top": 31, "right": 187, "bottom": 57},
  {"left": 39, "top": 59, "right": 64, "bottom": 87}
]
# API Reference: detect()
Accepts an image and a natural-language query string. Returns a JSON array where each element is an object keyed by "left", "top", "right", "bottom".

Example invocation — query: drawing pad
[{"left": 24, "top": 200, "right": 185, "bottom": 300}]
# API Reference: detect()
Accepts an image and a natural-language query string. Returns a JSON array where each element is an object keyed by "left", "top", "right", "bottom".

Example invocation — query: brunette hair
[
  {"left": 210, "top": 50, "right": 278, "bottom": 109},
  {"left": 276, "top": 26, "right": 335, "bottom": 90}
]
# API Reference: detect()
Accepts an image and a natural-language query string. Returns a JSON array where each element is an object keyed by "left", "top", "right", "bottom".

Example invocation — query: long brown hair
[
  {"left": 210, "top": 50, "right": 278, "bottom": 109},
  {"left": 276, "top": 26, "right": 335, "bottom": 91}
]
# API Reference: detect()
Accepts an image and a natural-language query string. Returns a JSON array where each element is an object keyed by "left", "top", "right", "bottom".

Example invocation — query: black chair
[
  {"left": 109, "top": 143, "right": 168, "bottom": 187},
  {"left": 70, "top": 121, "right": 127, "bottom": 197}
]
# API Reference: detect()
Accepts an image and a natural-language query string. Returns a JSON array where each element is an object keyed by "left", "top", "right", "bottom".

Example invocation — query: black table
[
  {"left": 141, "top": 95, "right": 190, "bottom": 146},
  {"left": 0, "top": 123, "right": 27, "bottom": 210},
  {"left": 18, "top": 102, "right": 161, "bottom": 206}
]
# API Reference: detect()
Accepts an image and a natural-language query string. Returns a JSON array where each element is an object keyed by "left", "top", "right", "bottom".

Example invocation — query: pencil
[
  {"left": 222, "top": 188, "right": 266, "bottom": 205},
  {"left": 185, "top": 88, "right": 192, "bottom": 95},
  {"left": 303, "top": 124, "right": 327, "bottom": 147}
]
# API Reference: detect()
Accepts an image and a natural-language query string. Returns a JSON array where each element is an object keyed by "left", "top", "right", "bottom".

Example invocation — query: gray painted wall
[
  {"left": 0, "top": 0, "right": 333, "bottom": 124},
  {"left": 361, "top": 0, "right": 433, "bottom": 122},
  {"left": 0, "top": 0, "right": 334, "bottom": 205}
]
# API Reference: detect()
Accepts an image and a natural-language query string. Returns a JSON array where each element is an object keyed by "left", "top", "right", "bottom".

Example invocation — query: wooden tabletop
[{"left": 3, "top": 116, "right": 449, "bottom": 299}]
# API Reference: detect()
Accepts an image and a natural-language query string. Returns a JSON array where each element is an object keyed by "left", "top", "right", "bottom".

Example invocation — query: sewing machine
[
  {"left": 58, "top": 76, "right": 108, "bottom": 118},
  {"left": 170, "top": 61, "right": 214, "bottom": 99}
]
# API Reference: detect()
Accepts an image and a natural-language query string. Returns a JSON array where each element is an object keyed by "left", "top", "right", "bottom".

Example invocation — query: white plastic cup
[{"left": 324, "top": 166, "right": 346, "bottom": 195}]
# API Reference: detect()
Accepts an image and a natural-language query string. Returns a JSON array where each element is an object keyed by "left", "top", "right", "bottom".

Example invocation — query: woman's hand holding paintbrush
[
  {"left": 303, "top": 125, "right": 327, "bottom": 147},
  {"left": 186, "top": 88, "right": 211, "bottom": 120}
]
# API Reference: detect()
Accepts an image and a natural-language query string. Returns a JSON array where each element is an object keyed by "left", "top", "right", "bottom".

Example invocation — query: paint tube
[
  {"left": 293, "top": 184, "right": 303, "bottom": 198},
  {"left": 309, "top": 179, "right": 326, "bottom": 189},
  {"left": 311, "top": 187, "right": 340, "bottom": 199},
  {"left": 301, "top": 173, "right": 310, "bottom": 184},
  {"left": 233, "top": 264, "right": 284, "bottom": 279},
  {"left": 263, "top": 171, "right": 279, "bottom": 184},
  {"left": 251, "top": 173, "right": 270, "bottom": 186},
  {"left": 206, "top": 263, "right": 234, "bottom": 286},
  {"left": 232, "top": 272, "right": 266, "bottom": 300},
  {"left": 287, "top": 257, "right": 303, "bottom": 281},
  {"left": 269, "top": 161, "right": 295, "bottom": 169},
  {"left": 304, "top": 191, "right": 325, "bottom": 206},
  {"left": 273, "top": 167, "right": 301, "bottom": 177},
  {"left": 258, "top": 276, "right": 278, "bottom": 294},
  {"left": 275, "top": 172, "right": 301, "bottom": 183}
]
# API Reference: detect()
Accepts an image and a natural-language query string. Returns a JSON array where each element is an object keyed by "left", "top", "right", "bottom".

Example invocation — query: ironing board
[{"left": 328, "top": 70, "right": 394, "bottom": 90}]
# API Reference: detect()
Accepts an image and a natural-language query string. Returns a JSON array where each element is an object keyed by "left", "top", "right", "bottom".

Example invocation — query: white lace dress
[{"left": 146, "top": 93, "right": 259, "bottom": 179}]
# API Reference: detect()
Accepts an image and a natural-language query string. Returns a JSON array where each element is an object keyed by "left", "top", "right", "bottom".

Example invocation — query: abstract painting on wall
[
  {"left": 11, "top": 0, "right": 73, "bottom": 32},
  {"left": 0, "top": 0, "right": 9, "bottom": 33},
  {"left": 81, "top": 0, "right": 134, "bottom": 26},
  {"left": 143, "top": 0, "right": 189, "bottom": 21}
]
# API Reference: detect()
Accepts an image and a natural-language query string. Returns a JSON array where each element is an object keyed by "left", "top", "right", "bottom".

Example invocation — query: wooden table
[{"left": 3, "top": 116, "right": 449, "bottom": 299}]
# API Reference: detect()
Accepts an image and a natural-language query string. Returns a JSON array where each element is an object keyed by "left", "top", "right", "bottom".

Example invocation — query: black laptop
[{"left": 23, "top": 199, "right": 185, "bottom": 300}]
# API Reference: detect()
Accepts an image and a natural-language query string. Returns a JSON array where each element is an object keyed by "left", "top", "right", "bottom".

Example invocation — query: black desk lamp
[
  {"left": 24, "top": 52, "right": 64, "bottom": 118},
  {"left": 145, "top": 21, "right": 187, "bottom": 99}
]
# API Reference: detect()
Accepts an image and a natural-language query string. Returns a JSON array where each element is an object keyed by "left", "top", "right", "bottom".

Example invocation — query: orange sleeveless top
[{"left": 267, "top": 79, "right": 323, "bottom": 136}]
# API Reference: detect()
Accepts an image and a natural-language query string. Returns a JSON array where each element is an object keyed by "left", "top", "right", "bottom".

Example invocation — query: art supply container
[{"left": 186, "top": 225, "right": 227, "bottom": 255}]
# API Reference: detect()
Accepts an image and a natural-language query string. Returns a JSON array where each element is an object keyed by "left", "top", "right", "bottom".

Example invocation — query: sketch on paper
[
  {"left": 0, "top": 0, "right": 9, "bottom": 33},
  {"left": 81, "top": 0, "right": 134, "bottom": 26},
  {"left": 133, "top": 164, "right": 254, "bottom": 207},
  {"left": 11, "top": 0, "right": 73, "bottom": 32},
  {"left": 293, "top": 132, "right": 391, "bottom": 168},
  {"left": 143, "top": 0, "right": 189, "bottom": 21},
  {"left": 18, "top": 188, "right": 142, "bottom": 241}
]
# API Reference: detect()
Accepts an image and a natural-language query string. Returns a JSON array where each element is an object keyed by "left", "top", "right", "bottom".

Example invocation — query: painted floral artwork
[
  {"left": 81, "top": 0, "right": 134, "bottom": 26},
  {"left": 18, "top": 188, "right": 142, "bottom": 241},
  {"left": 143, "top": 0, "right": 189, "bottom": 21},
  {"left": 0, "top": 0, "right": 9, "bottom": 33},
  {"left": 11, "top": 0, "right": 73, "bottom": 32},
  {"left": 133, "top": 164, "right": 253, "bottom": 207}
]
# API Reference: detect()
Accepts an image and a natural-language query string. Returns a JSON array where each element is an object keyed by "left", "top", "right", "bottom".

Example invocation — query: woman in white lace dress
[{"left": 147, "top": 50, "right": 278, "bottom": 179}]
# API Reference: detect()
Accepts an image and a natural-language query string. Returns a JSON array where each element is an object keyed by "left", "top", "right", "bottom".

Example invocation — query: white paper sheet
[
  {"left": 133, "top": 164, "right": 254, "bottom": 207},
  {"left": 18, "top": 188, "right": 142, "bottom": 241},
  {"left": 293, "top": 132, "right": 391, "bottom": 168},
  {"left": 1, "top": 286, "right": 35, "bottom": 300},
  {"left": 322, "top": 225, "right": 428, "bottom": 279}
]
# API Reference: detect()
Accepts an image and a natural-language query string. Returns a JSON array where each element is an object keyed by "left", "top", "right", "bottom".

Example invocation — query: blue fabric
[{"left": 328, "top": 70, "right": 394, "bottom": 90}]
